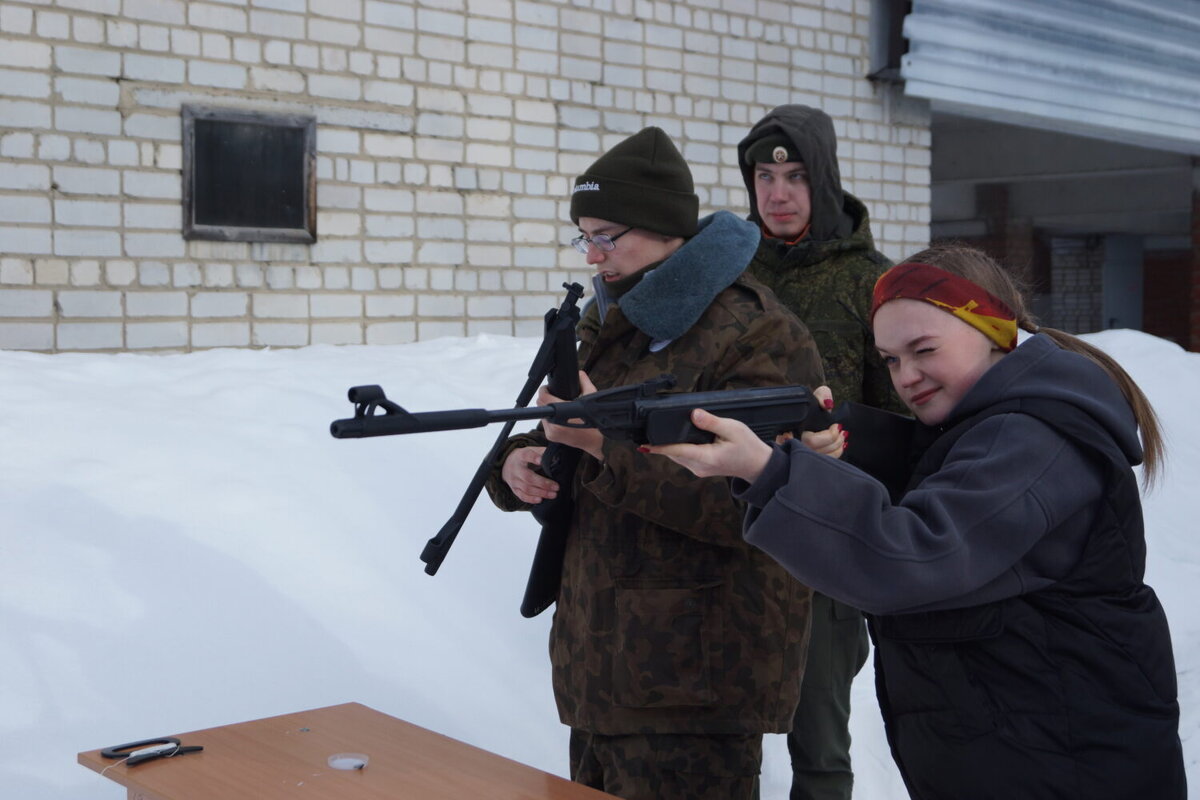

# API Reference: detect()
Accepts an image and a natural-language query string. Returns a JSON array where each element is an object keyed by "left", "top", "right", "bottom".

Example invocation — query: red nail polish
[
  {"left": 824, "top": 398, "right": 834, "bottom": 409},
  {"left": 637, "top": 445, "right": 650, "bottom": 453}
]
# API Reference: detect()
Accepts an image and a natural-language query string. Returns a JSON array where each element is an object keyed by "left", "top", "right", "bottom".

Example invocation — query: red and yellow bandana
[{"left": 870, "top": 262, "right": 1018, "bottom": 352}]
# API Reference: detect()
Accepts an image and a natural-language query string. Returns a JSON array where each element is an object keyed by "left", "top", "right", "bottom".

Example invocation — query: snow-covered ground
[{"left": 1, "top": 328, "right": 1195, "bottom": 798}]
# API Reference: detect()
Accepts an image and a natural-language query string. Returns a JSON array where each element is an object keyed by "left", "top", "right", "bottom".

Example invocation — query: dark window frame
[{"left": 181, "top": 104, "right": 317, "bottom": 244}]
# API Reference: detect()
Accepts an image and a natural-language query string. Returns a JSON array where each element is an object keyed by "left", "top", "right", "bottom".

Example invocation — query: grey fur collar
[{"left": 616, "top": 210, "right": 759, "bottom": 341}]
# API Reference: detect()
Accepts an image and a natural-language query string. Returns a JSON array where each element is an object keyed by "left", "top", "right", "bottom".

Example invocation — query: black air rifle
[{"left": 331, "top": 375, "right": 835, "bottom": 446}]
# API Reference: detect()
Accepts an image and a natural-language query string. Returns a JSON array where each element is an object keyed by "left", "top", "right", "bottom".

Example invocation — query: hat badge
[{"left": 772, "top": 146, "right": 788, "bottom": 163}]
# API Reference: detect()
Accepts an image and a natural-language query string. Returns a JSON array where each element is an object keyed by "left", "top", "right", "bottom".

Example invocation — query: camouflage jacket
[
  {"left": 487, "top": 212, "right": 823, "bottom": 734},
  {"left": 747, "top": 193, "right": 907, "bottom": 414}
]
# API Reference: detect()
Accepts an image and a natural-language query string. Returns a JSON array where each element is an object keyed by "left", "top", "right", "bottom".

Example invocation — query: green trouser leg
[{"left": 787, "top": 592, "right": 870, "bottom": 800}]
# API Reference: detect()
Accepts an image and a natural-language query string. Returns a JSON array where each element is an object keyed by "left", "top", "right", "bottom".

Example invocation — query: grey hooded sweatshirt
[{"left": 734, "top": 333, "right": 1140, "bottom": 615}]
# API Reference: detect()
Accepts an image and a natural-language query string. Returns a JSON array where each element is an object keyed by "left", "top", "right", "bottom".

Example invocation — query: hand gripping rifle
[
  {"left": 363, "top": 282, "right": 585, "bottom": 577},
  {"left": 335, "top": 375, "right": 839, "bottom": 617},
  {"left": 331, "top": 344, "right": 917, "bottom": 609}
]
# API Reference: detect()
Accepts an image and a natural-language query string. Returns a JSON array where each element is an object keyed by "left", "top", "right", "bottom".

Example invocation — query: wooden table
[{"left": 78, "top": 702, "right": 616, "bottom": 799}]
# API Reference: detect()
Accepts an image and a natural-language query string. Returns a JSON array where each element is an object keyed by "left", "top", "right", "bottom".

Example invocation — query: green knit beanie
[{"left": 569, "top": 127, "right": 698, "bottom": 238}]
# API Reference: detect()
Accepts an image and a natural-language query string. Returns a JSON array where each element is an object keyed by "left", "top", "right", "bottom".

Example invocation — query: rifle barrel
[{"left": 329, "top": 405, "right": 552, "bottom": 439}]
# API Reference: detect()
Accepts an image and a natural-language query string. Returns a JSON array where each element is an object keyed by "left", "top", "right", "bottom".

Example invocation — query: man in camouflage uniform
[
  {"left": 737, "top": 104, "right": 908, "bottom": 800},
  {"left": 486, "top": 127, "right": 825, "bottom": 800}
]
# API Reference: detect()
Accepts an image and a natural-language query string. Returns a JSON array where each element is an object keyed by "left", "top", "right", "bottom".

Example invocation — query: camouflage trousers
[{"left": 569, "top": 728, "right": 762, "bottom": 800}]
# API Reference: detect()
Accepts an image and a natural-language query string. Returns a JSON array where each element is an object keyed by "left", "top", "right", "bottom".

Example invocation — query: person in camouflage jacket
[
  {"left": 737, "top": 104, "right": 909, "bottom": 800},
  {"left": 486, "top": 127, "right": 826, "bottom": 800}
]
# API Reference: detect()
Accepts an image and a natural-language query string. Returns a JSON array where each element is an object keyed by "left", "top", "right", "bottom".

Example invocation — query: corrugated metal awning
[{"left": 901, "top": 0, "right": 1200, "bottom": 155}]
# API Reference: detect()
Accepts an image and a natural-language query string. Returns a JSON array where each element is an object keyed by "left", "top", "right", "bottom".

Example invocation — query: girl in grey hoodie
[{"left": 647, "top": 245, "right": 1184, "bottom": 800}]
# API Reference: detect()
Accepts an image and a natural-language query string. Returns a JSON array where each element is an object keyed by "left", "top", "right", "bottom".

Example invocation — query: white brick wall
[{"left": 0, "top": 0, "right": 930, "bottom": 352}]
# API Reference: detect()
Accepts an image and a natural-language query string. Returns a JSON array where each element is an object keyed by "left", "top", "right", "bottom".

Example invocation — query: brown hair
[{"left": 899, "top": 244, "right": 1163, "bottom": 488}]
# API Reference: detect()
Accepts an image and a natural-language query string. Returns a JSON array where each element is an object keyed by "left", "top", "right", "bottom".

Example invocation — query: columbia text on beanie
[{"left": 569, "top": 127, "right": 699, "bottom": 238}]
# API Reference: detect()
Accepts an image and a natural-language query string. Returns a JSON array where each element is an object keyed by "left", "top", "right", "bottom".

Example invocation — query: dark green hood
[{"left": 737, "top": 104, "right": 852, "bottom": 242}]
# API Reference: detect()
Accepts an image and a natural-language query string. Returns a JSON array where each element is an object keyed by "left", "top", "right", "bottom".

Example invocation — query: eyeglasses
[{"left": 570, "top": 227, "right": 634, "bottom": 254}]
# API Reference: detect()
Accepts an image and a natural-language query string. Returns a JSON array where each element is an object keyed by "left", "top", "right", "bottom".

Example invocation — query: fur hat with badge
[{"left": 569, "top": 127, "right": 699, "bottom": 238}]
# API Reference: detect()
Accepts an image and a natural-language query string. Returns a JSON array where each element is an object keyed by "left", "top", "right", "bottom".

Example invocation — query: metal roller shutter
[{"left": 900, "top": 0, "right": 1200, "bottom": 154}]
